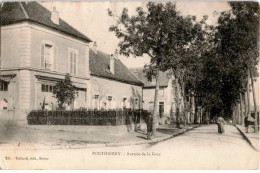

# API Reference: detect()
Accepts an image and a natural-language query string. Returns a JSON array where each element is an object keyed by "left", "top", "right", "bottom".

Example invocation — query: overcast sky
[{"left": 40, "top": 1, "right": 231, "bottom": 68}]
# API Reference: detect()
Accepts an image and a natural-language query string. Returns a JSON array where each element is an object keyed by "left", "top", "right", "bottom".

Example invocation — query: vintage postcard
[{"left": 0, "top": 0, "right": 259, "bottom": 170}]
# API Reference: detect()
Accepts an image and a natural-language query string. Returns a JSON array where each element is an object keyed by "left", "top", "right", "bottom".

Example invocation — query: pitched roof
[
  {"left": 89, "top": 49, "right": 143, "bottom": 86},
  {"left": 130, "top": 68, "right": 171, "bottom": 88},
  {"left": 1, "top": 2, "right": 91, "bottom": 43}
]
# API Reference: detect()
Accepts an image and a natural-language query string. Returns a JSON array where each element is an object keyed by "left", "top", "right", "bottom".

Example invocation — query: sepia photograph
[{"left": 0, "top": 0, "right": 259, "bottom": 170}]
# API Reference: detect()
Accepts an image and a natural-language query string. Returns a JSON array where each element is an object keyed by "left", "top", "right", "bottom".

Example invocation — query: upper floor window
[
  {"left": 41, "top": 42, "right": 57, "bottom": 71},
  {"left": 68, "top": 48, "right": 78, "bottom": 75},
  {"left": 159, "top": 88, "right": 164, "bottom": 96}
]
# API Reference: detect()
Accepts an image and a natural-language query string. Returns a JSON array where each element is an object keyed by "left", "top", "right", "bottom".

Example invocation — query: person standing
[
  {"left": 216, "top": 116, "right": 225, "bottom": 134},
  {"left": 146, "top": 112, "right": 153, "bottom": 140}
]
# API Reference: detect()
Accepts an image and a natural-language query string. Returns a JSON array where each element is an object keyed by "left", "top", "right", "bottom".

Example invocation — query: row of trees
[{"left": 108, "top": 2, "right": 259, "bottom": 133}]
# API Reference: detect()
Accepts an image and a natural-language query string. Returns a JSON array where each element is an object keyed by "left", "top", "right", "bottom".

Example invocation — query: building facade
[
  {"left": 131, "top": 68, "right": 192, "bottom": 124},
  {"left": 131, "top": 69, "right": 178, "bottom": 123},
  {"left": 0, "top": 2, "right": 91, "bottom": 121},
  {"left": 0, "top": 2, "right": 144, "bottom": 123},
  {"left": 89, "top": 48, "right": 143, "bottom": 110}
]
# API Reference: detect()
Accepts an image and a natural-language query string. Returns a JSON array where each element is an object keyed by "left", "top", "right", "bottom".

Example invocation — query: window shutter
[
  {"left": 41, "top": 44, "right": 45, "bottom": 68},
  {"left": 70, "top": 52, "right": 73, "bottom": 74},
  {"left": 74, "top": 53, "right": 76, "bottom": 74},
  {"left": 53, "top": 46, "right": 58, "bottom": 71}
]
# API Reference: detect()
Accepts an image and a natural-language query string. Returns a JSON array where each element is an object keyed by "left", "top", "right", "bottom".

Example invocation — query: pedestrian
[
  {"left": 216, "top": 116, "right": 225, "bottom": 134},
  {"left": 146, "top": 112, "right": 153, "bottom": 140},
  {"left": 244, "top": 116, "right": 255, "bottom": 133}
]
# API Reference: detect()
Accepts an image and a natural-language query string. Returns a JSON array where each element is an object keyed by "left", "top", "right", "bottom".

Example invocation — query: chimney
[
  {"left": 51, "top": 6, "right": 59, "bottom": 25},
  {"left": 93, "top": 42, "right": 97, "bottom": 54},
  {"left": 110, "top": 54, "right": 115, "bottom": 74}
]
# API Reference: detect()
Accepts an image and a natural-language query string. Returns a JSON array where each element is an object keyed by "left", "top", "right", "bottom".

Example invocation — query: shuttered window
[
  {"left": 69, "top": 51, "right": 77, "bottom": 75},
  {"left": 40, "top": 43, "right": 57, "bottom": 71}
]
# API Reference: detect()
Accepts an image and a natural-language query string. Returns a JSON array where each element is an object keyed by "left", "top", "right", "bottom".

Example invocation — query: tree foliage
[{"left": 53, "top": 74, "right": 78, "bottom": 109}]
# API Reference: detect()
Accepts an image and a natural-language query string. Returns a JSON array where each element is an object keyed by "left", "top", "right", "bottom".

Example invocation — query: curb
[
  {"left": 234, "top": 125, "right": 259, "bottom": 152},
  {"left": 105, "top": 125, "right": 200, "bottom": 147}
]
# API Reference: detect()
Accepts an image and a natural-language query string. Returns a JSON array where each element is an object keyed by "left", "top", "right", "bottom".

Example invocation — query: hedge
[{"left": 27, "top": 109, "right": 149, "bottom": 126}]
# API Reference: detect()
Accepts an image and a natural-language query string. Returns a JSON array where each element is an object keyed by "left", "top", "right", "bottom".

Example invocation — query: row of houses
[{"left": 0, "top": 2, "right": 183, "bottom": 123}]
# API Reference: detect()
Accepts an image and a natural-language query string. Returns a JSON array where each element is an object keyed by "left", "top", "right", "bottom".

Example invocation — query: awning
[
  {"left": 0, "top": 74, "right": 16, "bottom": 83},
  {"left": 35, "top": 75, "right": 87, "bottom": 91}
]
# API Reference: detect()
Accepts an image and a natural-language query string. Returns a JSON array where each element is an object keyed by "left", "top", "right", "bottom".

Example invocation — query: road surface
[{"left": 0, "top": 125, "right": 259, "bottom": 169}]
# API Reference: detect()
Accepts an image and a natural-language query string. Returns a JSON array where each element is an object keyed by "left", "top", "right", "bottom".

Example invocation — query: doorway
[{"left": 159, "top": 102, "right": 164, "bottom": 118}]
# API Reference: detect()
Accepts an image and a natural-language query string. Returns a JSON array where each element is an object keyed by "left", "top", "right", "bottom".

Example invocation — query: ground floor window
[
  {"left": 0, "top": 81, "right": 8, "bottom": 91},
  {"left": 41, "top": 84, "right": 55, "bottom": 93},
  {"left": 94, "top": 95, "right": 99, "bottom": 109},
  {"left": 122, "top": 98, "right": 127, "bottom": 109},
  {"left": 107, "top": 96, "right": 112, "bottom": 109},
  {"left": 159, "top": 101, "right": 164, "bottom": 118},
  {"left": 134, "top": 97, "right": 139, "bottom": 109}
]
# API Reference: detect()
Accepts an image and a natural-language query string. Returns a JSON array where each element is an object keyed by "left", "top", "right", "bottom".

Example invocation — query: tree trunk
[
  {"left": 232, "top": 105, "right": 236, "bottom": 125},
  {"left": 152, "top": 70, "right": 160, "bottom": 135},
  {"left": 174, "top": 77, "right": 181, "bottom": 128},
  {"left": 243, "top": 92, "right": 247, "bottom": 126},
  {"left": 191, "top": 91, "right": 195, "bottom": 124},
  {"left": 237, "top": 102, "right": 240, "bottom": 125},
  {"left": 240, "top": 93, "right": 244, "bottom": 125},
  {"left": 250, "top": 70, "right": 258, "bottom": 133},
  {"left": 183, "top": 87, "right": 187, "bottom": 126},
  {"left": 247, "top": 70, "right": 251, "bottom": 118},
  {"left": 200, "top": 107, "right": 203, "bottom": 124}
]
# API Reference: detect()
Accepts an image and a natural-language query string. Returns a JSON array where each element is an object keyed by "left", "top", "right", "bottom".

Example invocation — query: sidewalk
[
  {"left": 0, "top": 119, "right": 199, "bottom": 149},
  {"left": 235, "top": 125, "right": 259, "bottom": 151}
]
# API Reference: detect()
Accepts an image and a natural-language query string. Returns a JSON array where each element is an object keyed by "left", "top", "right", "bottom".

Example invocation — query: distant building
[
  {"left": 89, "top": 46, "right": 143, "bottom": 110},
  {"left": 131, "top": 68, "right": 184, "bottom": 124}
]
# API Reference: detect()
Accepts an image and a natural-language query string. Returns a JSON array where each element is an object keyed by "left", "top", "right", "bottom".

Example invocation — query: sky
[{"left": 40, "top": 1, "right": 231, "bottom": 68}]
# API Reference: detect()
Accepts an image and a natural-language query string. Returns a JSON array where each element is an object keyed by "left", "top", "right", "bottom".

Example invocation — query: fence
[{"left": 27, "top": 109, "right": 149, "bottom": 126}]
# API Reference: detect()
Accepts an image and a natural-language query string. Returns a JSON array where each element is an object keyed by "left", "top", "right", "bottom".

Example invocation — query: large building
[{"left": 0, "top": 2, "right": 143, "bottom": 123}]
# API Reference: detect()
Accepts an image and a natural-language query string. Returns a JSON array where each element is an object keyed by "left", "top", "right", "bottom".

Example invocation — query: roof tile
[
  {"left": 89, "top": 49, "right": 143, "bottom": 86},
  {"left": 1, "top": 2, "right": 92, "bottom": 43}
]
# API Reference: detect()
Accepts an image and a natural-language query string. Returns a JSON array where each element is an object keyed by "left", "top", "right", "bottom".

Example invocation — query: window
[
  {"left": 94, "top": 95, "right": 99, "bottom": 109},
  {"left": 69, "top": 50, "right": 77, "bottom": 75},
  {"left": 41, "top": 43, "right": 56, "bottom": 70},
  {"left": 41, "top": 84, "right": 55, "bottom": 93},
  {"left": 107, "top": 96, "right": 112, "bottom": 109},
  {"left": 159, "top": 88, "right": 164, "bottom": 96},
  {"left": 101, "top": 102, "right": 107, "bottom": 110},
  {"left": 0, "top": 81, "right": 8, "bottom": 91},
  {"left": 134, "top": 98, "right": 139, "bottom": 109},
  {"left": 122, "top": 98, "right": 127, "bottom": 108},
  {"left": 151, "top": 77, "right": 156, "bottom": 84}
]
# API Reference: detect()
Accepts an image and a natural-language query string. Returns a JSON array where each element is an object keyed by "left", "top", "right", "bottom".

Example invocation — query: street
[
  {"left": 99, "top": 124, "right": 259, "bottom": 169},
  {"left": 1, "top": 124, "right": 259, "bottom": 169}
]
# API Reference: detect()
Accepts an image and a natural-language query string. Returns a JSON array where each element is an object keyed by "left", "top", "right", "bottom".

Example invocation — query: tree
[
  {"left": 108, "top": 2, "right": 201, "bottom": 133},
  {"left": 215, "top": 2, "right": 259, "bottom": 131},
  {"left": 53, "top": 74, "right": 78, "bottom": 110}
]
